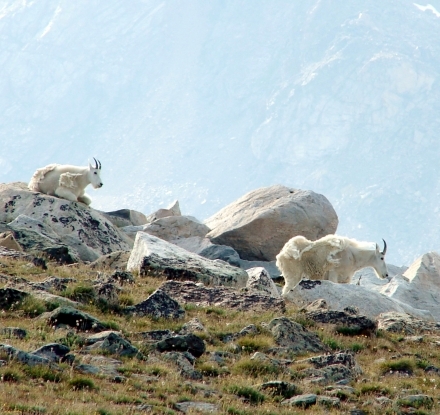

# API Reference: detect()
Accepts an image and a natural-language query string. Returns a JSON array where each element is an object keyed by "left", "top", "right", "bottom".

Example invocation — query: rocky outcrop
[
  {"left": 127, "top": 232, "right": 248, "bottom": 288},
  {"left": 0, "top": 182, "right": 132, "bottom": 262},
  {"left": 41, "top": 306, "right": 108, "bottom": 332},
  {"left": 172, "top": 236, "right": 280, "bottom": 277},
  {"left": 205, "top": 185, "right": 338, "bottom": 261},
  {"left": 302, "top": 299, "right": 377, "bottom": 334},
  {"left": 142, "top": 216, "right": 210, "bottom": 242},
  {"left": 99, "top": 208, "right": 147, "bottom": 228},
  {"left": 159, "top": 280, "right": 286, "bottom": 312},
  {"left": 246, "top": 267, "right": 280, "bottom": 298},
  {"left": 379, "top": 252, "right": 440, "bottom": 320},
  {"left": 377, "top": 311, "right": 440, "bottom": 334},
  {"left": 285, "top": 279, "right": 433, "bottom": 320},
  {"left": 126, "top": 289, "right": 185, "bottom": 319},
  {"left": 267, "top": 317, "right": 329, "bottom": 354},
  {"left": 153, "top": 333, "right": 206, "bottom": 358},
  {"left": 146, "top": 200, "right": 181, "bottom": 223},
  {"left": 84, "top": 331, "right": 141, "bottom": 358}
]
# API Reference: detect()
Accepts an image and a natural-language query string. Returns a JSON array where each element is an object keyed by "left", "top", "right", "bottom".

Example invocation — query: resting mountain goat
[
  {"left": 276, "top": 234, "right": 388, "bottom": 296},
  {"left": 28, "top": 158, "right": 103, "bottom": 206}
]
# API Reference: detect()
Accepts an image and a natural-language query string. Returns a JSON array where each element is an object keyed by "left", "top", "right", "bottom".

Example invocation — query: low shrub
[
  {"left": 228, "top": 385, "right": 265, "bottom": 405},
  {"left": 69, "top": 376, "right": 96, "bottom": 390}
]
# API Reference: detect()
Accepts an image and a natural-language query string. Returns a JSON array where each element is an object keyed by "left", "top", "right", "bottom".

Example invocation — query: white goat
[
  {"left": 276, "top": 234, "right": 388, "bottom": 296},
  {"left": 28, "top": 158, "right": 103, "bottom": 206}
]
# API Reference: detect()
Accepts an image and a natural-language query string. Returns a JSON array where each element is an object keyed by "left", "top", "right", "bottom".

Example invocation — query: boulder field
[{"left": 0, "top": 181, "right": 439, "bottom": 323}]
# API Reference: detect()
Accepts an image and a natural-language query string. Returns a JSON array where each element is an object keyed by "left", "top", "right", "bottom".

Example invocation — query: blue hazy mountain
[{"left": 1, "top": 0, "right": 440, "bottom": 266}]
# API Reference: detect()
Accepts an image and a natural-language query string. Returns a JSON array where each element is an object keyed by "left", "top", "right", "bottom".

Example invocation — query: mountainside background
[{"left": 1, "top": 0, "right": 440, "bottom": 267}]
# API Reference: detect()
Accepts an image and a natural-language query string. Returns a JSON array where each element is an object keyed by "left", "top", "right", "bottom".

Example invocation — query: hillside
[{"left": 1, "top": 1, "right": 440, "bottom": 265}]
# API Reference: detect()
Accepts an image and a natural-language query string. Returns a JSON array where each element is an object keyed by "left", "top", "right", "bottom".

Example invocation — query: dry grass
[{"left": 0, "top": 257, "right": 439, "bottom": 414}]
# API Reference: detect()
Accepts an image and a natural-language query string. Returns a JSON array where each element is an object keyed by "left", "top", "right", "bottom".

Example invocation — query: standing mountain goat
[
  {"left": 276, "top": 234, "right": 388, "bottom": 296},
  {"left": 28, "top": 158, "right": 103, "bottom": 206}
]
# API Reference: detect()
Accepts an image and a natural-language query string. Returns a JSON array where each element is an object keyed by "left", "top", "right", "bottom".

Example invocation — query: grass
[{"left": 0, "top": 257, "right": 439, "bottom": 414}]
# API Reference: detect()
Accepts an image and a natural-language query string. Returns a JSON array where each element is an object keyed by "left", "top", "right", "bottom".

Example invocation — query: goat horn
[
  {"left": 93, "top": 157, "right": 99, "bottom": 169},
  {"left": 98, "top": 159, "right": 101, "bottom": 169},
  {"left": 382, "top": 239, "right": 387, "bottom": 255}
]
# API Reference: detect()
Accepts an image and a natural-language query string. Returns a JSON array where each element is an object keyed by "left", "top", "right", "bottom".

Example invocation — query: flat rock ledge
[{"left": 159, "top": 280, "right": 286, "bottom": 312}]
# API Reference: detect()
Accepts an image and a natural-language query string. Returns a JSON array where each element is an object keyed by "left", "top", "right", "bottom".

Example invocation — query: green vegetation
[{"left": 0, "top": 256, "right": 439, "bottom": 414}]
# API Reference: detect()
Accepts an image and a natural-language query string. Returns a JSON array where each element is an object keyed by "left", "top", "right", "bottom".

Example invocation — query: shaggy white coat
[
  {"left": 276, "top": 234, "right": 388, "bottom": 296},
  {"left": 28, "top": 163, "right": 102, "bottom": 205}
]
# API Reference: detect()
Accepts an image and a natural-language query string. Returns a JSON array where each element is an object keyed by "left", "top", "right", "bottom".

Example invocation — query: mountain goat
[
  {"left": 276, "top": 234, "right": 388, "bottom": 296},
  {"left": 28, "top": 158, "right": 103, "bottom": 206}
]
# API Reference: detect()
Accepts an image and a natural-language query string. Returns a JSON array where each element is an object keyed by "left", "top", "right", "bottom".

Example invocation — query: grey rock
[
  {"left": 208, "top": 351, "right": 235, "bottom": 365},
  {"left": 89, "top": 250, "right": 131, "bottom": 270},
  {"left": 379, "top": 252, "right": 440, "bottom": 321},
  {"left": 317, "top": 396, "right": 340, "bottom": 407},
  {"left": 126, "top": 289, "right": 185, "bottom": 319},
  {"left": 127, "top": 233, "right": 248, "bottom": 288},
  {"left": 258, "top": 381, "right": 300, "bottom": 399},
  {"left": 31, "top": 343, "right": 70, "bottom": 363},
  {"left": 377, "top": 311, "right": 440, "bottom": 334},
  {"left": 93, "top": 281, "right": 121, "bottom": 306},
  {"left": 301, "top": 364, "right": 353, "bottom": 384},
  {"left": 239, "top": 259, "right": 281, "bottom": 279},
  {"left": 159, "top": 280, "right": 286, "bottom": 312},
  {"left": 179, "top": 318, "right": 207, "bottom": 335},
  {"left": 26, "top": 276, "right": 75, "bottom": 292},
  {"left": 0, "top": 327, "right": 27, "bottom": 339},
  {"left": 0, "top": 343, "right": 58, "bottom": 367},
  {"left": 99, "top": 208, "right": 147, "bottom": 228},
  {"left": 106, "top": 270, "right": 135, "bottom": 285},
  {"left": 163, "top": 351, "right": 203, "bottom": 380},
  {"left": 0, "top": 231, "right": 23, "bottom": 251},
  {"left": 85, "top": 331, "right": 140, "bottom": 358},
  {"left": 174, "top": 401, "right": 218, "bottom": 414},
  {"left": 134, "top": 330, "right": 175, "bottom": 342},
  {"left": 143, "top": 215, "right": 210, "bottom": 242},
  {"left": 300, "top": 351, "right": 362, "bottom": 374},
  {"left": 286, "top": 279, "right": 434, "bottom": 320},
  {"left": 281, "top": 393, "right": 317, "bottom": 408},
  {"left": 146, "top": 200, "right": 181, "bottom": 223},
  {"left": 154, "top": 333, "right": 206, "bottom": 358},
  {"left": 0, "top": 183, "right": 132, "bottom": 262},
  {"left": 76, "top": 354, "right": 123, "bottom": 379},
  {"left": 375, "top": 396, "right": 393, "bottom": 406},
  {"left": 304, "top": 308, "right": 377, "bottom": 334},
  {"left": 4, "top": 277, "right": 79, "bottom": 308},
  {"left": 42, "top": 306, "right": 107, "bottom": 332},
  {"left": 0, "top": 287, "right": 29, "bottom": 310},
  {"left": 198, "top": 244, "right": 241, "bottom": 266},
  {"left": 267, "top": 317, "right": 328, "bottom": 354},
  {"left": 246, "top": 267, "right": 280, "bottom": 298},
  {"left": 205, "top": 185, "right": 338, "bottom": 261}
]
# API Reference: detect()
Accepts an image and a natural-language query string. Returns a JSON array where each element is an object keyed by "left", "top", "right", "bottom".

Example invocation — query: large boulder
[
  {"left": 99, "top": 209, "right": 148, "bottom": 228},
  {"left": 127, "top": 233, "right": 248, "bottom": 288},
  {"left": 143, "top": 216, "right": 210, "bottom": 242},
  {"left": 285, "top": 279, "right": 433, "bottom": 320},
  {"left": 0, "top": 182, "right": 132, "bottom": 262},
  {"left": 379, "top": 252, "right": 440, "bottom": 320},
  {"left": 205, "top": 185, "right": 338, "bottom": 261}
]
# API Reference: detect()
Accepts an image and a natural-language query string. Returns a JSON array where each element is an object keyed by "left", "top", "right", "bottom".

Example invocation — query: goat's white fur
[
  {"left": 276, "top": 234, "right": 388, "bottom": 296},
  {"left": 28, "top": 160, "right": 103, "bottom": 206}
]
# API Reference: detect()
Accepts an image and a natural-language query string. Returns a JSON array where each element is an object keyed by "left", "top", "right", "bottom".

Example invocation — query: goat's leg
[
  {"left": 77, "top": 193, "right": 92, "bottom": 205},
  {"left": 54, "top": 187, "right": 78, "bottom": 203}
]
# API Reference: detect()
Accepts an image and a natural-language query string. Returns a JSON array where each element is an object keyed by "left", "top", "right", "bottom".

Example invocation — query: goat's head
[
  {"left": 372, "top": 239, "right": 388, "bottom": 279},
  {"left": 88, "top": 158, "right": 103, "bottom": 189}
]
